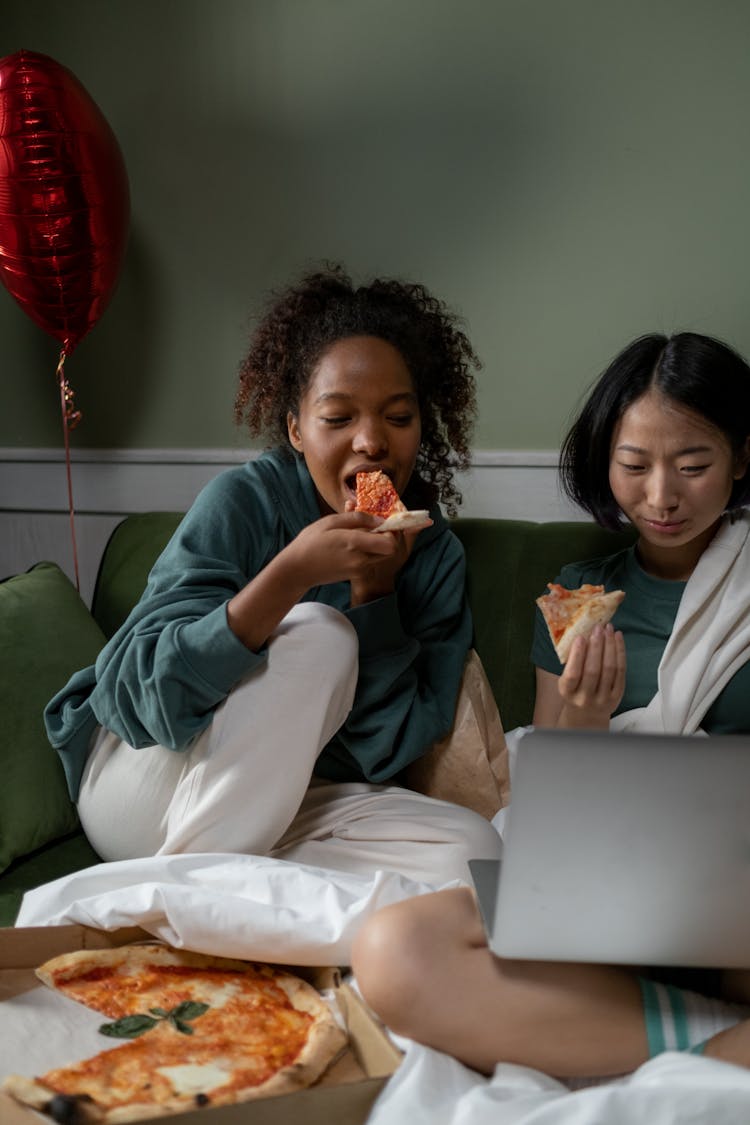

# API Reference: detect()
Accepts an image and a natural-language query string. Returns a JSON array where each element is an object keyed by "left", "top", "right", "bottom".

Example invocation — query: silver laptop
[{"left": 470, "top": 727, "right": 750, "bottom": 967}]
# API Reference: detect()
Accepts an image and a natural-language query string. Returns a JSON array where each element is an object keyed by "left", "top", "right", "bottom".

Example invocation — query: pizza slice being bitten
[
  {"left": 536, "top": 582, "right": 625, "bottom": 664},
  {"left": 354, "top": 470, "right": 432, "bottom": 532}
]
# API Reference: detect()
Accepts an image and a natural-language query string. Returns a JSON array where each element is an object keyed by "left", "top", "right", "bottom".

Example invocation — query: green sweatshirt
[{"left": 46, "top": 448, "right": 472, "bottom": 800}]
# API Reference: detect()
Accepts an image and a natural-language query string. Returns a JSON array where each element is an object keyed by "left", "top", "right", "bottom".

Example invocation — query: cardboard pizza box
[{"left": 0, "top": 924, "right": 401, "bottom": 1125}]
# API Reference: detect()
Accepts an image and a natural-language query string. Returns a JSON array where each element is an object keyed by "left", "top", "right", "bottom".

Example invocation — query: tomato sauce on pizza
[
  {"left": 536, "top": 582, "right": 625, "bottom": 663},
  {"left": 2, "top": 943, "right": 347, "bottom": 1124},
  {"left": 355, "top": 470, "right": 405, "bottom": 518},
  {"left": 354, "top": 470, "right": 431, "bottom": 533}
]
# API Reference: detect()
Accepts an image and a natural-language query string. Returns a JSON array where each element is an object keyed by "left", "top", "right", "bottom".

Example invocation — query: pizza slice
[
  {"left": 2, "top": 943, "right": 347, "bottom": 1124},
  {"left": 536, "top": 582, "right": 625, "bottom": 664},
  {"left": 354, "top": 469, "right": 431, "bottom": 532}
]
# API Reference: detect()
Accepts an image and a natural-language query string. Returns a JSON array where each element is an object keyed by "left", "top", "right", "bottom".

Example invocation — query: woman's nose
[
  {"left": 645, "top": 469, "right": 679, "bottom": 510},
  {"left": 353, "top": 419, "right": 387, "bottom": 456}
]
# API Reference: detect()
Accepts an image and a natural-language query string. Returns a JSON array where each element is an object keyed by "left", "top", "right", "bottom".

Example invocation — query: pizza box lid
[{"left": 0, "top": 923, "right": 402, "bottom": 1125}]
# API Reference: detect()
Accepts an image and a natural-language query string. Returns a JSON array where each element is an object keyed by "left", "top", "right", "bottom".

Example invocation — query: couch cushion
[
  {"left": 0, "top": 830, "right": 101, "bottom": 927},
  {"left": 0, "top": 562, "right": 107, "bottom": 873},
  {"left": 92, "top": 512, "right": 183, "bottom": 637}
]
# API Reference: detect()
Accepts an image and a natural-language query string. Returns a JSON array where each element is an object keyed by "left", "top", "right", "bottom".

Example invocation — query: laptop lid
[{"left": 481, "top": 727, "right": 750, "bottom": 968}]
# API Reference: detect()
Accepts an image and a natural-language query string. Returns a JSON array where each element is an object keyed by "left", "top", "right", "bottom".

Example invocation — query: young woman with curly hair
[{"left": 46, "top": 264, "right": 503, "bottom": 885}]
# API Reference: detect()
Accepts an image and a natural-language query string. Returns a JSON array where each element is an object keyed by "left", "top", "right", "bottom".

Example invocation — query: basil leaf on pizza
[
  {"left": 2, "top": 943, "right": 347, "bottom": 1123},
  {"left": 354, "top": 470, "right": 432, "bottom": 532},
  {"left": 536, "top": 582, "right": 625, "bottom": 664},
  {"left": 100, "top": 1001, "right": 211, "bottom": 1039},
  {"left": 99, "top": 1013, "right": 162, "bottom": 1039}
]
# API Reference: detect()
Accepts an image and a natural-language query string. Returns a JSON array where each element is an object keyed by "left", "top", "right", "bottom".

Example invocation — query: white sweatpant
[{"left": 78, "top": 603, "right": 502, "bottom": 887}]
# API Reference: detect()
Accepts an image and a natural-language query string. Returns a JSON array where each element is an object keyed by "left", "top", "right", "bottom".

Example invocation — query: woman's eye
[
  {"left": 680, "top": 464, "right": 709, "bottom": 475},
  {"left": 618, "top": 462, "right": 644, "bottom": 473},
  {"left": 321, "top": 416, "right": 350, "bottom": 426},
  {"left": 387, "top": 414, "right": 414, "bottom": 426}
]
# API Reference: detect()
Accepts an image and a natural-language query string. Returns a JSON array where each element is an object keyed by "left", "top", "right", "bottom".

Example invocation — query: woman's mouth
[
  {"left": 643, "top": 518, "right": 687, "bottom": 534},
  {"left": 343, "top": 477, "right": 358, "bottom": 504}
]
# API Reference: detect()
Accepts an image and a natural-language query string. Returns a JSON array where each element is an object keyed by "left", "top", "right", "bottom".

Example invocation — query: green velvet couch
[{"left": 0, "top": 512, "right": 635, "bottom": 926}]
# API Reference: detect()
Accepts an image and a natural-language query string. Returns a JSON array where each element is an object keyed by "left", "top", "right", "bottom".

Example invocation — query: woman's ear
[
  {"left": 733, "top": 435, "right": 750, "bottom": 480},
  {"left": 287, "top": 412, "right": 303, "bottom": 453}
]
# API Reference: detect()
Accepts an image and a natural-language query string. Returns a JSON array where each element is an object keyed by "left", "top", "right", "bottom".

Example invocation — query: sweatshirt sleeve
[
  {"left": 316, "top": 524, "right": 473, "bottom": 784},
  {"left": 76, "top": 472, "right": 279, "bottom": 751}
]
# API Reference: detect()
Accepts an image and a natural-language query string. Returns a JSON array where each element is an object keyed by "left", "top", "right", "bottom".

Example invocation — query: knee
[
  {"left": 286, "top": 601, "right": 357, "bottom": 646},
  {"left": 454, "top": 805, "right": 504, "bottom": 863},
  {"left": 352, "top": 896, "right": 435, "bottom": 1031},
  {"left": 432, "top": 803, "right": 503, "bottom": 884},
  {"left": 284, "top": 603, "right": 358, "bottom": 678},
  {"left": 352, "top": 888, "right": 475, "bottom": 1033}
]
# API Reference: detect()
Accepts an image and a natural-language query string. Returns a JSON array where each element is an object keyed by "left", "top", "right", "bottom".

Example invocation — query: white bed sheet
[
  {"left": 367, "top": 1040, "right": 750, "bottom": 1125},
  {"left": 15, "top": 853, "right": 750, "bottom": 1123}
]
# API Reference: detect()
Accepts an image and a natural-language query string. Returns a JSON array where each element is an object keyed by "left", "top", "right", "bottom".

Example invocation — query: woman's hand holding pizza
[
  {"left": 284, "top": 510, "right": 410, "bottom": 593},
  {"left": 227, "top": 512, "right": 419, "bottom": 651},
  {"left": 556, "top": 623, "right": 626, "bottom": 729},
  {"left": 342, "top": 498, "right": 421, "bottom": 605}
]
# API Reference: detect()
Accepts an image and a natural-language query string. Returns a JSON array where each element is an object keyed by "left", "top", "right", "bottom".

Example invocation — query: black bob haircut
[{"left": 560, "top": 331, "right": 750, "bottom": 530}]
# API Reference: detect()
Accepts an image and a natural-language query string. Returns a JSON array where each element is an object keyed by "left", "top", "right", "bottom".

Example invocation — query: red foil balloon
[{"left": 0, "top": 50, "right": 130, "bottom": 356}]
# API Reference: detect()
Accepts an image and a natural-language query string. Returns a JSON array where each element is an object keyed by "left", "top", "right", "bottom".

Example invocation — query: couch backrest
[
  {"left": 92, "top": 512, "right": 183, "bottom": 639},
  {"left": 92, "top": 513, "right": 636, "bottom": 734}
]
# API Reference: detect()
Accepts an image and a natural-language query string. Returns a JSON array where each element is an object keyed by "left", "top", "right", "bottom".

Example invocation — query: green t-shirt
[{"left": 531, "top": 545, "right": 750, "bottom": 732}]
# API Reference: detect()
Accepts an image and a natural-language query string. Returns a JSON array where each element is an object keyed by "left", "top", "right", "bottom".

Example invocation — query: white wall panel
[{"left": 0, "top": 449, "right": 585, "bottom": 606}]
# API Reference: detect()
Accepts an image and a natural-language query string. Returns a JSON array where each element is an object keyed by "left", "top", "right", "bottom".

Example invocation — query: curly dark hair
[{"left": 234, "top": 263, "right": 480, "bottom": 517}]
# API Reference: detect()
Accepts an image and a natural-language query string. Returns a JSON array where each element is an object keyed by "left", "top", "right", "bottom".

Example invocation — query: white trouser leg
[
  {"left": 271, "top": 779, "right": 504, "bottom": 887},
  {"left": 78, "top": 603, "right": 359, "bottom": 861}
]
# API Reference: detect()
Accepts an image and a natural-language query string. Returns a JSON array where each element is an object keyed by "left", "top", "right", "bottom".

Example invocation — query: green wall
[{"left": 3, "top": 0, "right": 750, "bottom": 451}]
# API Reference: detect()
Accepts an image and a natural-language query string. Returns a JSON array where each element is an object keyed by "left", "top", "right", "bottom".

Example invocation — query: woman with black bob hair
[
  {"left": 532, "top": 330, "right": 750, "bottom": 733},
  {"left": 353, "top": 329, "right": 750, "bottom": 1082},
  {"left": 559, "top": 332, "right": 750, "bottom": 530}
]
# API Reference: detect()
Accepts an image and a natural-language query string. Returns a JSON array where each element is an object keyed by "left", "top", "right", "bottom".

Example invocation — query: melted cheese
[{"left": 156, "top": 1062, "right": 231, "bottom": 1095}]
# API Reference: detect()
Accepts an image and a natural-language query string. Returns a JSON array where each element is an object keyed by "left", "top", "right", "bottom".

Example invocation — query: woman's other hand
[{"left": 556, "top": 624, "right": 626, "bottom": 729}]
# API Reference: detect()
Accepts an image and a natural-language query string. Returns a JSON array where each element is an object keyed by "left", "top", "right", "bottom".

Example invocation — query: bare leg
[
  {"left": 704, "top": 1020, "right": 750, "bottom": 1065},
  {"left": 353, "top": 889, "right": 750, "bottom": 1079},
  {"left": 352, "top": 886, "right": 649, "bottom": 1077},
  {"left": 353, "top": 889, "right": 750, "bottom": 1076}
]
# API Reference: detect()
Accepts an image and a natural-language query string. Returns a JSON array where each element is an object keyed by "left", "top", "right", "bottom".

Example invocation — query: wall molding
[
  {"left": 0, "top": 447, "right": 585, "bottom": 603},
  {"left": 0, "top": 446, "right": 574, "bottom": 519}
]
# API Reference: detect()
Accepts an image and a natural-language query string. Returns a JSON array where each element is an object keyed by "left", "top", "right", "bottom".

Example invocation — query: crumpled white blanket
[
  {"left": 367, "top": 1039, "right": 750, "bottom": 1124},
  {"left": 15, "top": 852, "right": 455, "bottom": 964},
  {"left": 611, "top": 509, "right": 750, "bottom": 733},
  {"left": 16, "top": 853, "right": 750, "bottom": 1123}
]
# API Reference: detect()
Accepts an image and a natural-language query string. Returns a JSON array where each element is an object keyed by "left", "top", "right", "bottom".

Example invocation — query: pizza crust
[
  {"left": 371, "top": 509, "right": 432, "bottom": 532},
  {"left": 34, "top": 942, "right": 266, "bottom": 992}
]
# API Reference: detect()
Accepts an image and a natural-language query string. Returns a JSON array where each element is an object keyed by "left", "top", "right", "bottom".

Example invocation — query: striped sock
[{"left": 638, "top": 976, "right": 746, "bottom": 1057}]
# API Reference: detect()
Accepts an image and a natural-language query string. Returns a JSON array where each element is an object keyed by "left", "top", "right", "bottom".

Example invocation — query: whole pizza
[{"left": 2, "top": 942, "right": 347, "bottom": 1123}]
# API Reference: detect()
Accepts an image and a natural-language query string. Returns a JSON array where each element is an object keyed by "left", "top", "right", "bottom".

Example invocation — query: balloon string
[{"left": 56, "top": 349, "right": 82, "bottom": 593}]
